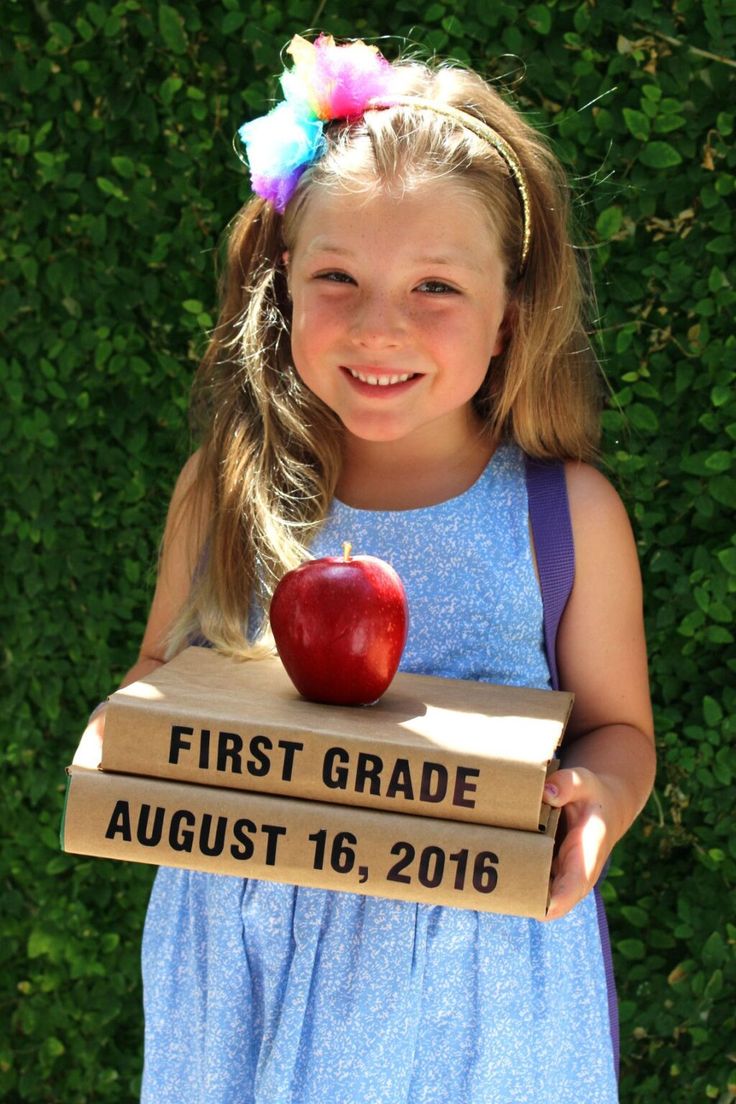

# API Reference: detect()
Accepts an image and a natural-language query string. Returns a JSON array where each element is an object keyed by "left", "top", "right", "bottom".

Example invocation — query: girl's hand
[
  {"left": 542, "top": 766, "right": 618, "bottom": 922},
  {"left": 72, "top": 705, "right": 107, "bottom": 769}
]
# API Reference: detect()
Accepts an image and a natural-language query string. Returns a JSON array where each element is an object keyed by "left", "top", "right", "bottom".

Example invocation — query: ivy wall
[{"left": 2, "top": 1, "right": 734, "bottom": 1100}]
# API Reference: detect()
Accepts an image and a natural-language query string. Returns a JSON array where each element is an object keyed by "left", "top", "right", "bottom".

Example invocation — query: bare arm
[
  {"left": 73, "top": 451, "right": 210, "bottom": 765},
  {"left": 543, "top": 463, "right": 655, "bottom": 920}
]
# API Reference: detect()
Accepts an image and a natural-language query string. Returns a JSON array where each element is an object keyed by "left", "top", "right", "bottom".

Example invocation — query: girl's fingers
[
  {"left": 543, "top": 766, "right": 599, "bottom": 808},
  {"left": 543, "top": 772, "right": 609, "bottom": 921}
]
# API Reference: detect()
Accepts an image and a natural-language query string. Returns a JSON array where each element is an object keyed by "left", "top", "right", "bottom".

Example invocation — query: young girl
[{"left": 82, "top": 34, "right": 655, "bottom": 1103}]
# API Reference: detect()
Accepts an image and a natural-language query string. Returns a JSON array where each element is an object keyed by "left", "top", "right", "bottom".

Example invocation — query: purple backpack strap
[
  {"left": 524, "top": 454, "right": 620, "bottom": 1081},
  {"left": 523, "top": 455, "right": 574, "bottom": 691}
]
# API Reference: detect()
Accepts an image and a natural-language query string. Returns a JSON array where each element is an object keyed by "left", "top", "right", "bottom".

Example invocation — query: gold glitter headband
[{"left": 369, "top": 96, "right": 532, "bottom": 274}]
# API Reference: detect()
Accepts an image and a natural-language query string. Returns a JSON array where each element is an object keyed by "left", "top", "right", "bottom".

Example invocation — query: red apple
[{"left": 269, "top": 543, "right": 409, "bottom": 705}]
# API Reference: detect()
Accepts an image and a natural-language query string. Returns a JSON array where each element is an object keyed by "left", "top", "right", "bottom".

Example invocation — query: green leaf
[
  {"left": 717, "top": 547, "right": 736, "bottom": 574},
  {"left": 705, "top": 236, "right": 733, "bottom": 256},
  {"left": 111, "top": 155, "right": 135, "bottom": 179},
  {"left": 710, "top": 475, "right": 736, "bottom": 509},
  {"left": 160, "top": 75, "right": 183, "bottom": 105},
  {"left": 705, "top": 626, "right": 734, "bottom": 644},
  {"left": 628, "top": 403, "right": 659, "bottom": 432},
  {"left": 703, "top": 696, "right": 723, "bottom": 726},
  {"left": 716, "top": 111, "right": 733, "bottom": 136},
  {"left": 221, "top": 11, "right": 245, "bottom": 32},
  {"left": 96, "top": 176, "right": 127, "bottom": 200},
  {"left": 623, "top": 107, "right": 651, "bottom": 141},
  {"left": 27, "top": 929, "right": 57, "bottom": 959},
  {"left": 702, "top": 931, "right": 726, "bottom": 968},
  {"left": 639, "top": 141, "right": 683, "bottom": 169},
  {"left": 704, "top": 451, "right": 732, "bottom": 473},
  {"left": 617, "top": 938, "right": 646, "bottom": 960},
  {"left": 526, "top": 5, "right": 552, "bottom": 34},
  {"left": 596, "top": 206, "right": 623, "bottom": 239},
  {"left": 620, "top": 905, "right": 649, "bottom": 928},
  {"left": 158, "top": 4, "right": 188, "bottom": 54},
  {"left": 42, "top": 1037, "right": 66, "bottom": 1059},
  {"left": 710, "top": 385, "right": 731, "bottom": 406},
  {"left": 48, "top": 21, "right": 74, "bottom": 48},
  {"left": 653, "top": 114, "right": 686, "bottom": 134}
]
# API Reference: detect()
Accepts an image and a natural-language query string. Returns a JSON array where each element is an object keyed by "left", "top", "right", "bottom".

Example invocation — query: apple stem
[{"left": 342, "top": 541, "right": 352, "bottom": 562}]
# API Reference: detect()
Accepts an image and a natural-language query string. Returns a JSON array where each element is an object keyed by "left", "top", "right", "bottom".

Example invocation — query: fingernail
[{"left": 544, "top": 783, "right": 559, "bottom": 798}]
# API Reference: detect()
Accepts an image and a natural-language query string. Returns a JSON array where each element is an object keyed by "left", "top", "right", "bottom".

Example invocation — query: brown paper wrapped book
[
  {"left": 62, "top": 647, "right": 571, "bottom": 919},
  {"left": 96, "top": 646, "right": 572, "bottom": 832},
  {"left": 62, "top": 767, "right": 560, "bottom": 920}
]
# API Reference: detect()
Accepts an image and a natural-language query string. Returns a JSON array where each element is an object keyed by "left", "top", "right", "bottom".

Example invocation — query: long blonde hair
[{"left": 167, "top": 54, "right": 601, "bottom": 657}]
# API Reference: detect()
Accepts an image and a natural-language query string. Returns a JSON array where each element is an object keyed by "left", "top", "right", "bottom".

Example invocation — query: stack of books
[{"left": 62, "top": 646, "right": 572, "bottom": 919}]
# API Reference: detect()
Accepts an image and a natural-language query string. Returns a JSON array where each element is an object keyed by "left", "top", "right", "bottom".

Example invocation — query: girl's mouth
[{"left": 345, "top": 368, "right": 419, "bottom": 388}]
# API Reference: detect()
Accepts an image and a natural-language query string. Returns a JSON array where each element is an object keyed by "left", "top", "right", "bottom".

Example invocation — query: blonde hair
[{"left": 167, "top": 55, "right": 601, "bottom": 657}]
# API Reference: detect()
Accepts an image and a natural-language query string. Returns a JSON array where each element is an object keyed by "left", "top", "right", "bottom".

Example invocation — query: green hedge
[{"left": 2, "top": 1, "right": 734, "bottom": 1100}]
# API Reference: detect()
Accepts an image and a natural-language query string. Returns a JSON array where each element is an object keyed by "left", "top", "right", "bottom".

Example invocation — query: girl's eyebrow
[
  {"left": 413, "top": 252, "right": 486, "bottom": 273},
  {"left": 304, "top": 240, "right": 487, "bottom": 273},
  {"left": 304, "top": 241, "right": 352, "bottom": 257}
]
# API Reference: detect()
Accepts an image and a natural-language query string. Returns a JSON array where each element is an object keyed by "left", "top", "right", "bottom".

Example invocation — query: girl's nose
[{"left": 350, "top": 293, "right": 406, "bottom": 348}]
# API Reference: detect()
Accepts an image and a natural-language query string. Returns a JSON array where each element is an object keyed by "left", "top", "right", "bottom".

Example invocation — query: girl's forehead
[{"left": 291, "top": 180, "right": 502, "bottom": 261}]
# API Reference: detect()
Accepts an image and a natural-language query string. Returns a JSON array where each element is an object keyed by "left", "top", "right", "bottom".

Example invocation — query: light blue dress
[{"left": 141, "top": 443, "right": 618, "bottom": 1103}]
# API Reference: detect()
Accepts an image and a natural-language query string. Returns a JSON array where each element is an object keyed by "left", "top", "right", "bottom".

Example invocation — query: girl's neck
[{"left": 336, "top": 421, "right": 496, "bottom": 511}]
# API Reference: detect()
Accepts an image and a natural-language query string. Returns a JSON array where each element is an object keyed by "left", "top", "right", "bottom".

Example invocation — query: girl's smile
[
  {"left": 286, "top": 180, "right": 509, "bottom": 455},
  {"left": 345, "top": 367, "right": 417, "bottom": 387},
  {"left": 342, "top": 365, "right": 423, "bottom": 396}
]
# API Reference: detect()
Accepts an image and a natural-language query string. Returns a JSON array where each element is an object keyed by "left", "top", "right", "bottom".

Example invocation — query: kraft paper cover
[
  {"left": 96, "top": 647, "right": 573, "bottom": 832},
  {"left": 62, "top": 767, "right": 560, "bottom": 921}
]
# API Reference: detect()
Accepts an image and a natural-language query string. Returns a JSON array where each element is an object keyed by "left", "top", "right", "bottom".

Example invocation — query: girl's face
[{"left": 286, "top": 179, "right": 508, "bottom": 453}]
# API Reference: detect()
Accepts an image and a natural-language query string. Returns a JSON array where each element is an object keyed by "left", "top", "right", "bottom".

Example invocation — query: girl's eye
[
  {"left": 416, "top": 280, "right": 458, "bottom": 295},
  {"left": 316, "top": 271, "right": 355, "bottom": 285}
]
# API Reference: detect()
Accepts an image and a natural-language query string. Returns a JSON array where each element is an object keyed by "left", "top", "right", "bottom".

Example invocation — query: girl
[{"left": 81, "top": 34, "right": 655, "bottom": 1103}]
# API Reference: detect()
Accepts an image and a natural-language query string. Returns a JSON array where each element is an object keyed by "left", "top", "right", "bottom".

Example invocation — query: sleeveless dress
[{"left": 141, "top": 443, "right": 618, "bottom": 1103}]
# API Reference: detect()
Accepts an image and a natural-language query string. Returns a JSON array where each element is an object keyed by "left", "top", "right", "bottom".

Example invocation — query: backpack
[{"left": 525, "top": 455, "right": 620, "bottom": 1079}]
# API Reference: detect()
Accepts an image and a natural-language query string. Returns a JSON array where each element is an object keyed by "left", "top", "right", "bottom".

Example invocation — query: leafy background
[{"left": 2, "top": 0, "right": 734, "bottom": 1100}]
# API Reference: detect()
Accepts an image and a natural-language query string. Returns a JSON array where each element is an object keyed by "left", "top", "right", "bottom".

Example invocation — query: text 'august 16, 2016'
[{"left": 103, "top": 800, "right": 500, "bottom": 896}]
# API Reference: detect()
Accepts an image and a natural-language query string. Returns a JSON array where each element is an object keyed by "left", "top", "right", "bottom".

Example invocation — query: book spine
[
  {"left": 100, "top": 704, "right": 551, "bottom": 832},
  {"left": 63, "top": 768, "right": 558, "bottom": 920}
]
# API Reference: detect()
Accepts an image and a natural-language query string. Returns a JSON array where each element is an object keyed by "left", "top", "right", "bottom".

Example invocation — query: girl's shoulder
[
  {"left": 563, "top": 461, "right": 635, "bottom": 551},
  {"left": 164, "top": 449, "right": 210, "bottom": 547},
  {"left": 138, "top": 449, "right": 212, "bottom": 663},
  {"left": 557, "top": 461, "right": 653, "bottom": 743}
]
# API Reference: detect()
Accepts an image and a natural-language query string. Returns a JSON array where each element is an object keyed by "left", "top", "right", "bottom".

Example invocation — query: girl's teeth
[{"left": 349, "top": 369, "right": 413, "bottom": 386}]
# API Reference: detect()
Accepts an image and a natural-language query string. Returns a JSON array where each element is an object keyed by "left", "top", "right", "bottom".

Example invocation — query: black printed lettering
[
  {"left": 323, "top": 746, "right": 349, "bottom": 790},
  {"left": 386, "top": 758, "right": 413, "bottom": 800},
  {"left": 247, "top": 734, "right": 271, "bottom": 777},
  {"left": 230, "top": 818, "right": 256, "bottom": 860},
  {"left": 216, "top": 732, "right": 244, "bottom": 774},
  {"left": 419, "top": 762, "right": 447, "bottom": 803},
  {"left": 261, "top": 823, "right": 287, "bottom": 865},
  {"left": 169, "top": 809, "right": 196, "bottom": 852},
  {"left": 136, "top": 803, "right": 164, "bottom": 847},
  {"left": 278, "top": 739, "right": 304, "bottom": 782},
  {"left": 104, "top": 799, "right": 132, "bottom": 841},
  {"left": 199, "top": 813, "right": 227, "bottom": 857},
  {"left": 169, "top": 725, "right": 194, "bottom": 765},
  {"left": 453, "top": 766, "right": 479, "bottom": 809},
  {"left": 355, "top": 753, "right": 383, "bottom": 795},
  {"left": 198, "top": 728, "right": 210, "bottom": 770}
]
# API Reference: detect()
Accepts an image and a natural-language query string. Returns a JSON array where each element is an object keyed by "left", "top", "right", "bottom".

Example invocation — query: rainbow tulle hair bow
[{"left": 237, "top": 35, "right": 399, "bottom": 212}]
